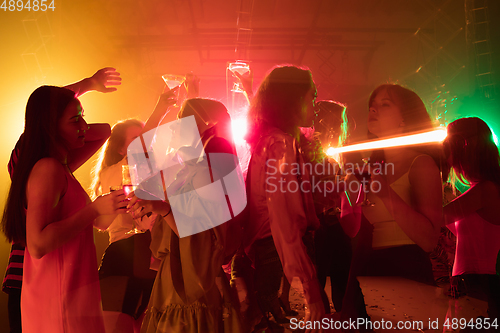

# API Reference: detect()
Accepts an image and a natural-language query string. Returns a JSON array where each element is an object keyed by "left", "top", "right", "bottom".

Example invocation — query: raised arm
[
  {"left": 68, "top": 123, "right": 111, "bottom": 172},
  {"left": 183, "top": 72, "right": 200, "bottom": 100},
  {"left": 372, "top": 154, "right": 442, "bottom": 252},
  {"left": 234, "top": 70, "right": 254, "bottom": 103},
  {"left": 64, "top": 67, "right": 122, "bottom": 97},
  {"left": 26, "top": 158, "right": 127, "bottom": 259},
  {"left": 142, "top": 87, "right": 179, "bottom": 133}
]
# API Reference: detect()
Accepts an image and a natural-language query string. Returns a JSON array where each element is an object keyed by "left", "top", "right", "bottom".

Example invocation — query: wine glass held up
[
  {"left": 161, "top": 74, "right": 185, "bottom": 106},
  {"left": 228, "top": 61, "right": 250, "bottom": 93},
  {"left": 122, "top": 165, "right": 146, "bottom": 234},
  {"left": 354, "top": 158, "right": 375, "bottom": 207}
]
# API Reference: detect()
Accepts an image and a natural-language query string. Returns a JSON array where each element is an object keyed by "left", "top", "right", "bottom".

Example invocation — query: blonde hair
[{"left": 90, "top": 119, "right": 144, "bottom": 199}]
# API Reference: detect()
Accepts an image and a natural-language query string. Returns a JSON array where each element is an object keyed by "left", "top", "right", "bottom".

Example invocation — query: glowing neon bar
[{"left": 326, "top": 128, "right": 447, "bottom": 156}]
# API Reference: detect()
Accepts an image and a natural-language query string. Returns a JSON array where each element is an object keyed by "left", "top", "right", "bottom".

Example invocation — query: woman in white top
[
  {"left": 91, "top": 88, "right": 179, "bottom": 333},
  {"left": 340, "top": 84, "right": 443, "bottom": 329}
]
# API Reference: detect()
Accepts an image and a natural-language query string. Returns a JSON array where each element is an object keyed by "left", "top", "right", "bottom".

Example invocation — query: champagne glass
[
  {"left": 161, "top": 74, "right": 185, "bottom": 105},
  {"left": 228, "top": 61, "right": 250, "bottom": 93},
  {"left": 109, "top": 185, "right": 130, "bottom": 212},
  {"left": 354, "top": 158, "right": 375, "bottom": 207},
  {"left": 122, "top": 164, "right": 138, "bottom": 197},
  {"left": 122, "top": 165, "right": 145, "bottom": 234}
]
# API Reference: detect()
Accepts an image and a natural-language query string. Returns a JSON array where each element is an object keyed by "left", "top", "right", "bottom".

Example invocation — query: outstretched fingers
[{"left": 91, "top": 67, "right": 122, "bottom": 93}]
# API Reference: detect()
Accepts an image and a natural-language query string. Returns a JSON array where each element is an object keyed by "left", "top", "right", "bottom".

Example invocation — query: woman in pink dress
[
  {"left": 1, "top": 79, "right": 128, "bottom": 333},
  {"left": 443, "top": 117, "right": 500, "bottom": 322}
]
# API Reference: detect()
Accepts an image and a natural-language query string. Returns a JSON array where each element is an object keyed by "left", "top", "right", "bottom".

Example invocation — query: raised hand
[
  {"left": 157, "top": 85, "right": 180, "bottom": 108},
  {"left": 89, "top": 67, "right": 122, "bottom": 93},
  {"left": 184, "top": 72, "right": 200, "bottom": 99},
  {"left": 234, "top": 69, "right": 254, "bottom": 98}
]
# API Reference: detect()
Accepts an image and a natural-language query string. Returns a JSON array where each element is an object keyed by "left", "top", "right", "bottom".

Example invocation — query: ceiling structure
[
  {"left": 11, "top": 1, "right": 473, "bottom": 101},
  {"left": 1, "top": 0, "right": 498, "bottom": 150}
]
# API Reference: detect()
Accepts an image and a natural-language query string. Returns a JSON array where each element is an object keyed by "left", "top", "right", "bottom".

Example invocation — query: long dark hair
[
  {"left": 445, "top": 117, "right": 500, "bottom": 187},
  {"left": 367, "top": 84, "right": 443, "bottom": 171},
  {"left": 245, "top": 65, "right": 315, "bottom": 150},
  {"left": 91, "top": 118, "right": 144, "bottom": 198},
  {"left": 2, "top": 86, "right": 76, "bottom": 244}
]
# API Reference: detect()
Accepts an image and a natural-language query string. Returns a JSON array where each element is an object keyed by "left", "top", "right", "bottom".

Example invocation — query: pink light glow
[{"left": 231, "top": 118, "right": 248, "bottom": 144}]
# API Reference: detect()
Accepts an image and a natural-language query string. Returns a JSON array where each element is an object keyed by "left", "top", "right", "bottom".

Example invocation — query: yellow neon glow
[{"left": 327, "top": 128, "right": 447, "bottom": 156}]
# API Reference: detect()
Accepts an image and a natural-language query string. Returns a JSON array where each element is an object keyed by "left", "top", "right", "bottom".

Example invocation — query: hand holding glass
[
  {"left": 354, "top": 158, "right": 375, "bottom": 207},
  {"left": 122, "top": 165, "right": 145, "bottom": 234},
  {"left": 228, "top": 61, "right": 250, "bottom": 93},
  {"left": 161, "top": 74, "right": 185, "bottom": 106}
]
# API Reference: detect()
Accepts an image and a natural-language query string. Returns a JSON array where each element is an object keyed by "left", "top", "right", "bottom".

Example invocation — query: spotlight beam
[{"left": 327, "top": 128, "right": 447, "bottom": 156}]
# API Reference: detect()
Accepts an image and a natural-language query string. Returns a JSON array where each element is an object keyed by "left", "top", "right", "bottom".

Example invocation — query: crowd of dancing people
[{"left": 1, "top": 64, "right": 499, "bottom": 333}]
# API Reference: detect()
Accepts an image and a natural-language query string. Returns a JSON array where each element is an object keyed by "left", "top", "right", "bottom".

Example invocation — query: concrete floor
[{"left": 274, "top": 276, "right": 490, "bottom": 333}]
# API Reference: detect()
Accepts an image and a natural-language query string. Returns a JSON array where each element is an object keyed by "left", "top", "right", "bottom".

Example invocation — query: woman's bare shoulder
[
  {"left": 408, "top": 153, "right": 439, "bottom": 176},
  {"left": 30, "top": 158, "right": 67, "bottom": 183},
  {"left": 407, "top": 153, "right": 441, "bottom": 194},
  {"left": 411, "top": 153, "right": 436, "bottom": 166},
  {"left": 27, "top": 158, "right": 68, "bottom": 202},
  {"left": 32, "top": 157, "right": 65, "bottom": 172}
]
